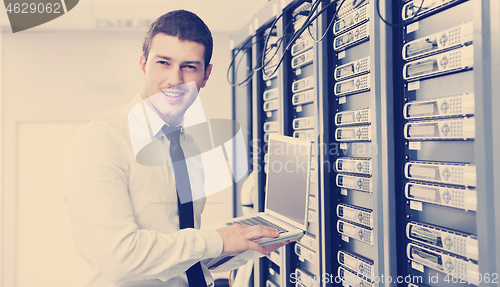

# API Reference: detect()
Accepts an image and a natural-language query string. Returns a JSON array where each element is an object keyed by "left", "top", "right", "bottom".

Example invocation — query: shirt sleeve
[{"left": 61, "top": 123, "right": 223, "bottom": 283}]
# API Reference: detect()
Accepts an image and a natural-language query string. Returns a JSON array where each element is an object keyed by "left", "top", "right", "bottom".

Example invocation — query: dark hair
[{"left": 142, "top": 10, "right": 213, "bottom": 71}]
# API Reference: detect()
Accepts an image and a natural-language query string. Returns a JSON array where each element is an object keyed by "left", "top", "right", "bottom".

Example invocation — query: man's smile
[{"left": 161, "top": 88, "right": 187, "bottom": 102}]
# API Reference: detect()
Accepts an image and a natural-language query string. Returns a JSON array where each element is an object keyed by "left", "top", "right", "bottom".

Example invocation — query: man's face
[{"left": 140, "top": 33, "right": 212, "bottom": 125}]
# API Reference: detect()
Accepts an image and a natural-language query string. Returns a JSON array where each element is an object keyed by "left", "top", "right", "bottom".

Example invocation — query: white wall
[{"left": 1, "top": 29, "right": 233, "bottom": 286}]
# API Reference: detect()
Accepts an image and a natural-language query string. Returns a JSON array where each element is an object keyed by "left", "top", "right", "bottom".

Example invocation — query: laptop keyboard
[{"left": 227, "top": 216, "right": 288, "bottom": 234}]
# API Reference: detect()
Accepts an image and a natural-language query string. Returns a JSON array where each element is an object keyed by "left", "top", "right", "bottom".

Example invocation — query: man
[{"left": 62, "top": 10, "right": 288, "bottom": 287}]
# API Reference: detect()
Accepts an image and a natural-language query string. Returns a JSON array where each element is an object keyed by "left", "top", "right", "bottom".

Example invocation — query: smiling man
[
  {"left": 61, "top": 10, "right": 288, "bottom": 287},
  {"left": 140, "top": 32, "right": 210, "bottom": 127}
]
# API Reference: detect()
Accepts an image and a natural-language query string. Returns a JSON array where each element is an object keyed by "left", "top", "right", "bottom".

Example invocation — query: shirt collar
[
  {"left": 141, "top": 101, "right": 184, "bottom": 140},
  {"left": 127, "top": 95, "right": 184, "bottom": 161}
]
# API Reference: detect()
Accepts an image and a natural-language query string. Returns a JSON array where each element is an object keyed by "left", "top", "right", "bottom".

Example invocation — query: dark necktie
[{"left": 162, "top": 126, "right": 207, "bottom": 287}]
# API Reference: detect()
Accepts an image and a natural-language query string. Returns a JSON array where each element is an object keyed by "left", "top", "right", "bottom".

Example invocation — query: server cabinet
[
  {"left": 230, "top": 0, "right": 499, "bottom": 286},
  {"left": 393, "top": 0, "right": 500, "bottom": 286},
  {"left": 327, "top": 0, "right": 398, "bottom": 286},
  {"left": 286, "top": 1, "right": 323, "bottom": 287},
  {"left": 256, "top": 6, "right": 287, "bottom": 287},
  {"left": 395, "top": 1, "right": 478, "bottom": 286},
  {"left": 230, "top": 24, "right": 255, "bottom": 219}
]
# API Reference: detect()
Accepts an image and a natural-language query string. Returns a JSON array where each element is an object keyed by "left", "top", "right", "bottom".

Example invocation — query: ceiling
[{"left": 0, "top": 0, "right": 270, "bottom": 32}]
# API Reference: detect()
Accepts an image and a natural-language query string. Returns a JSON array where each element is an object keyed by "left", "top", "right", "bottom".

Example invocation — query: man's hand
[{"left": 216, "top": 224, "right": 279, "bottom": 255}]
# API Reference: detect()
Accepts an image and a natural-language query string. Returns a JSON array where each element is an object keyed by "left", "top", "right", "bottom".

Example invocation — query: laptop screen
[{"left": 265, "top": 134, "right": 310, "bottom": 228}]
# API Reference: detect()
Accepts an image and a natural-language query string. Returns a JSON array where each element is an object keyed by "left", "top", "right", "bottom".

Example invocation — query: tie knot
[{"left": 162, "top": 126, "right": 182, "bottom": 143}]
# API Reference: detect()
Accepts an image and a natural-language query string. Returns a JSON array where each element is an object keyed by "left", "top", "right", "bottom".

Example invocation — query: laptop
[{"left": 226, "top": 133, "right": 312, "bottom": 246}]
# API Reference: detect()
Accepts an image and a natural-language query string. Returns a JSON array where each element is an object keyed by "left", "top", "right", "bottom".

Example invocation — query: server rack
[
  {"left": 330, "top": 1, "right": 399, "bottom": 287},
  {"left": 287, "top": 2, "right": 322, "bottom": 287},
  {"left": 230, "top": 23, "right": 255, "bottom": 219},
  {"left": 230, "top": 0, "right": 499, "bottom": 286},
  {"left": 394, "top": 1, "right": 480, "bottom": 286},
  {"left": 255, "top": 4, "right": 287, "bottom": 286}
]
